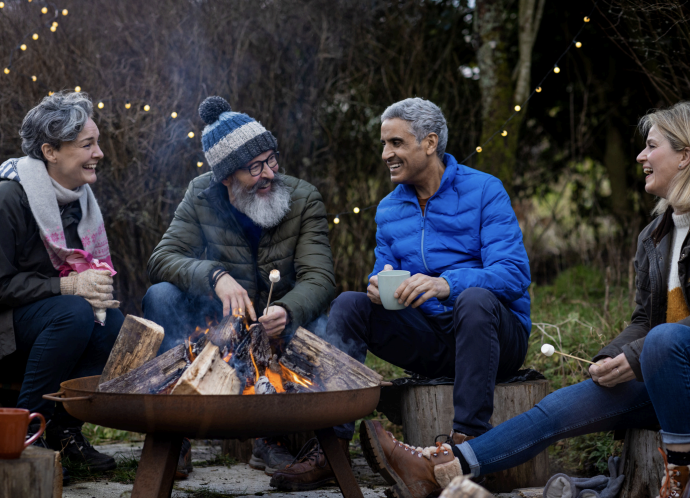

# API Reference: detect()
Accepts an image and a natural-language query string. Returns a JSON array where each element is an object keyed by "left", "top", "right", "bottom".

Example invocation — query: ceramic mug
[
  {"left": 377, "top": 270, "right": 411, "bottom": 310},
  {"left": 0, "top": 408, "right": 45, "bottom": 459}
]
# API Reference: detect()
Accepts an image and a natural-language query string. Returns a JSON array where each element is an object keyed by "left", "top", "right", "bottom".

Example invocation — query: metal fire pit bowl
[{"left": 45, "top": 375, "right": 381, "bottom": 498}]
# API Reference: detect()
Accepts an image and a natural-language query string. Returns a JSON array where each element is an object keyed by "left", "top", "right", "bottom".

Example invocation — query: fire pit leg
[
  {"left": 315, "top": 427, "right": 364, "bottom": 498},
  {"left": 131, "top": 432, "right": 183, "bottom": 498}
]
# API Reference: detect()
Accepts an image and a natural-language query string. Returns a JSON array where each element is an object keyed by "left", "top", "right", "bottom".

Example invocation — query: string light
[
  {"left": 575, "top": 41, "right": 582, "bottom": 48},
  {"left": 31, "top": 75, "right": 36, "bottom": 82},
  {"left": 353, "top": 207, "right": 360, "bottom": 213},
  {"left": 0, "top": 2, "right": 5, "bottom": 8},
  {"left": 97, "top": 102, "right": 104, "bottom": 109},
  {"left": 50, "top": 25, "right": 57, "bottom": 32},
  {"left": 476, "top": 146, "right": 482, "bottom": 153},
  {"left": 143, "top": 105, "right": 150, "bottom": 111},
  {"left": 501, "top": 130, "right": 508, "bottom": 137},
  {"left": 536, "top": 86, "right": 542, "bottom": 93},
  {"left": 52, "top": 21, "right": 58, "bottom": 27},
  {"left": 584, "top": 16, "right": 590, "bottom": 22},
  {"left": 3, "top": 68, "right": 9, "bottom": 74},
  {"left": 62, "top": 9, "right": 68, "bottom": 16},
  {"left": 333, "top": 217, "right": 340, "bottom": 224},
  {"left": 32, "top": 33, "right": 39, "bottom": 41},
  {"left": 171, "top": 111, "right": 178, "bottom": 118},
  {"left": 125, "top": 101, "right": 131, "bottom": 109},
  {"left": 20, "top": 44, "right": 26, "bottom": 51},
  {"left": 41, "top": 6, "right": 47, "bottom": 13},
  {"left": 74, "top": 86, "right": 81, "bottom": 92},
  {"left": 197, "top": 161, "right": 203, "bottom": 167},
  {"left": 514, "top": 105, "right": 521, "bottom": 112},
  {"left": 188, "top": 131, "right": 195, "bottom": 138},
  {"left": 553, "top": 66, "right": 560, "bottom": 73}
]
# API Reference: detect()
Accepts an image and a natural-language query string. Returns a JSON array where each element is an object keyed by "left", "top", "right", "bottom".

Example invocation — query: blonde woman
[{"left": 359, "top": 102, "right": 690, "bottom": 498}]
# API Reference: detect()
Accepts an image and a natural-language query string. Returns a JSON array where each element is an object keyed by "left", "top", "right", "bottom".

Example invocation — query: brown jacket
[{"left": 594, "top": 208, "right": 690, "bottom": 380}]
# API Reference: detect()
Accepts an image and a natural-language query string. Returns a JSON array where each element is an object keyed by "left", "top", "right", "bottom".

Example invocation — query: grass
[{"left": 63, "top": 454, "right": 139, "bottom": 484}]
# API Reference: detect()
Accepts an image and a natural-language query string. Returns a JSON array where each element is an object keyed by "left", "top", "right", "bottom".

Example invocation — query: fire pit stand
[{"left": 44, "top": 375, "right": 379, "bottom": 498}]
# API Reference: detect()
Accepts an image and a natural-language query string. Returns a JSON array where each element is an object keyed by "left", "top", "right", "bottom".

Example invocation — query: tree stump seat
[
  {"left": 619, "top": 428, "right": 664, "bottom": 498},
  {"left": 0, "top": 445, "right": 62, "bottom": 498}
]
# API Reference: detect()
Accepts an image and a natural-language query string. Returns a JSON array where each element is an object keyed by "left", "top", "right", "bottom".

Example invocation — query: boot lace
[
  {"left": 660, "top": 447, "right": 686, "bottom": 498},
  {"left": 287, "top": 437, "right": 327, "bottom": 469}
]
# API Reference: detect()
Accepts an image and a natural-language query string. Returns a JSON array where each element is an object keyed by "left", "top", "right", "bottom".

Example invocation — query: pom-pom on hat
[{"left": 198, "top": 96, "right": 278, "bottom": 183}]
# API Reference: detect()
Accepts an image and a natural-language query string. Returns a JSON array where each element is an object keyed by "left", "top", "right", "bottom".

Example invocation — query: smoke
[{"left": 304, "top": 314, "right": 360, "bottom": 359}]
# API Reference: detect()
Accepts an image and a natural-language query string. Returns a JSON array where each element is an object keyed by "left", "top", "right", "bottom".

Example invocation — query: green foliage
[
  {"left": 62, "top": 454, "right": 139, "bottom": 484},
  {"left": 81, "top": 423, "right": 144, "bottom": 445}
]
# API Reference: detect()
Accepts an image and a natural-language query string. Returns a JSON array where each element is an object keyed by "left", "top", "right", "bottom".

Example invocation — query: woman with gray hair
[{"left": 0, "top": 91, "right": 122, "bottom": 473}]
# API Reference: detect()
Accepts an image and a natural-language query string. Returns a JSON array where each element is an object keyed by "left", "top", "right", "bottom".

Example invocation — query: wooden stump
[
  {"left": 98, "top": 315, "right": 165, "bottom": 387},
  {"left": 0, "top": 445, "right": 62, "bottom": 498},
  {"left": 439, "top": 475, "right": 493, "bottom": 498},
  {"left": 400, "top": 380, "right": 550, "bottom": 493},
  {"left": 619, "top": 428, "right": 664, "bottom": 498}
]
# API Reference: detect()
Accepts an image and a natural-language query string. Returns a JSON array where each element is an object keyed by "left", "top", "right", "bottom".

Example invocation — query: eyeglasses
[{"left": 238, "top": 151, "right": 280, "bottom": 177}]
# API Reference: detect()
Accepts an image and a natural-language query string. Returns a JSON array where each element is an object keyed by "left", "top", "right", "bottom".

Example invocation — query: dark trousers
[
  {"left": 326, "top": 287, "right": 528, "bottom": 438},
  {"left": 13, "top": 295, "right": 123, "bottom": 423}
]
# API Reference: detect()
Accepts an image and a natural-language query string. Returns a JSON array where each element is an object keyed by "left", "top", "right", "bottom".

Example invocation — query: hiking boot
[
  {"left": 249, "top": 437, "right": 295, "bottom": 476},
  {"left": 659, "top": 448, "right": 690, "bottom": 498},
  {"left": 269, "top": 437, "right": 350, "bottom": 491},
  {"left": 449, "top": 429, "right": 475, "bottom": 445},
  {"left": 45, "top": 423, "right": 116, "bottom": 472},
  {"left": 175, "top": 438, "right": 193, "bottom": 480},
  {"left": 360, "top": 420, "right": 463, "bottom": 498}
]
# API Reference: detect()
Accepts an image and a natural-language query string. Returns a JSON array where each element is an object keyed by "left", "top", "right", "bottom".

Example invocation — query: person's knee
[
  {"left": 142, "top": 282, "right": 183, "bottom": 314},
  {"left": 330, "top": 291, "right": 370, "bottom": 318},
  {"left": 454, "top": 287, "right": 499, "bottom": 316},
  {"left": 51, "top": 296, "right": 96, "bottom": 342},
  {"left": 642, "top": 323, "right": 687, "bottom": 365}
]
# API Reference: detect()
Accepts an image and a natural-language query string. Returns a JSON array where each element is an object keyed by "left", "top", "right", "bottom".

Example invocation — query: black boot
[
  {"left": 46, "top": 422, "right": 116, "bottom": 472},
  {"left": 175, "top": 438, "right": 193, "bottom": 479},
  {"left": 27, "top": 421, "right": 71, "bottom": 486}
]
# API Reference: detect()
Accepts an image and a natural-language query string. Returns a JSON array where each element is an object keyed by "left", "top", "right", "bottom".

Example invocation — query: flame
[
  {"left": 281, "top": 364, "right": 313, "bottom": 388},
  {"left": 187, "top": 325, "right": 210, "bottom": 362},
  {"left": 266, "top": 367, "right": 285, "bottom": 393},
  {"left": 242, "top": 350, "right": 262, "bottom": 395},
  {"left": 223, "top": 352, "right": 232, "bottom": 363}
]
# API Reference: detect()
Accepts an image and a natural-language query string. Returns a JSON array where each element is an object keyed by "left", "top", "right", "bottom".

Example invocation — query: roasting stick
[
  {"left": 541, "top": 343, "right": 595, "bottom": 365},
  {"left": 264, "top": 269, "right": 280, "bottom": 316}
]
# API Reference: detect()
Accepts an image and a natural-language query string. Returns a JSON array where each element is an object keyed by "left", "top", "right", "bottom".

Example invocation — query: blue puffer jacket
[{"left": 369, "top": 153, "right": 532, "bottom": 334}]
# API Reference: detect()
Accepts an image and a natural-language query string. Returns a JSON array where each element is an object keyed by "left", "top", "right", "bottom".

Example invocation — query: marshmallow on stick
[
  {"left": 541, "top": 343, "right": 595, "bottom": 365},
  {"left": 264, "top": 270, "right": 280, "bottom": 316}
]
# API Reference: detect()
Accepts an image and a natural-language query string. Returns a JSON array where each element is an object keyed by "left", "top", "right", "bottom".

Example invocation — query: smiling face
[
  {"left": 222, "top": 149, "right": 277, "bottom": 200},
  {"left": 42, "top": 118, "right": 103, "bottom": 190},
  {"left": 380, "top": 118, "right": 435, "bottom": 185},
  {"left": 637, "top": 125, "right": 688, "bottom": 199}
]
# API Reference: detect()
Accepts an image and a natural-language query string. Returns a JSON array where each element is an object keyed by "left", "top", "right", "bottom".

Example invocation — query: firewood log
[
  {"left": 279, "top": 327, "right": 382, "bottom": 391},
  {"left": 98, "top": 315, "right": 165, "bottom": 388},
  {"left": 98, "top": 344, "right": 188, "bottom": 394},
  {"left": 171, "top": 343, "right": 242, "bottom": 395}
]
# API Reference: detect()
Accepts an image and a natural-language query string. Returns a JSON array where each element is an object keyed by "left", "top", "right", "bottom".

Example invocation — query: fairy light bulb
[
  {"left": 3, "top": 68, "right": 9, "bottom": 74},
  {"left": 575, "top": 41, "right": 582, "bottom": 48},
  {"left": 188, "top": 132, "right": 195, "bottom": 138},
  {"left": 0, "top": 3, "right": 5, "bottom": 8},
  {"left": 20, "top": 44, "right": 26, "bottom": 51},
  {"left": 197, "top": 161, "right": 203, "bottom": 168},
  {"left": 98, "top": 102, "right": 104, "bottom": 109},
  {"left": 536, "top": 86, "right": 542, "bottom": 93},
  {"left": 171, "top": 111, "right": 177, "bottom": 118},
  {"left": 353, "top": 207, "right": 360, "bottom": 214},
  {"left": 584, "top": 16, "right": 590, "bottom": 22},
  {"left": 50, "top": 25, "right": 57, "bottom": 32},
  {"left": 144, "top": 104, "right": 150, "bottom": 112},
  {"left": 32, "top": 33, "right": 39, "bottom": 40},
  {"left": 41, "top": 6, "right": 47, "bottom": 13},
  {"left": 501, "top": 130, "right": 508, "bottom": 137},
  {"left": 74, "top": 86, "right": 81, "bottom": 92},
  {"left": 514, "top": 105, "right": 521, "bottom": 112},
  {"left": 125, "top": 101, "right": 131, "bottom": 109},
  {"left": 333, "top": 217, "right": 340, "bottom": 224},
  {"left": 553, "top": 66, "right": 560, "bottom": 74},
  {"left": 52, "top": 21, "right": 58, "bottom": 27},
  {"left": 62, "top": 9, "right": 68, "bottom": 16},
  {"left": 476, "top": 146, "right": 482, "bottom": 153},
  {"left": 31, "top": 75, "right": 36, "bottom": 82}
]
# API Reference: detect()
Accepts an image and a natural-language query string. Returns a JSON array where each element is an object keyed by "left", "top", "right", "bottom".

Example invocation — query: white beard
[{"left": 230, "top": 173, "right": 292, "bottom": 228}]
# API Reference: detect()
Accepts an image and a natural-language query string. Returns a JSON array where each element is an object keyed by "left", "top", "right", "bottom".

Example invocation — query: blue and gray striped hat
[{"left": 199, "top": 96, "right": 278, "bottom": 183}]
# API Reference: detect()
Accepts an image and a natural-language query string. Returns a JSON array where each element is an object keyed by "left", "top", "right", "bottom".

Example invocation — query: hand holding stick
[
  {"left": 264, "top": 270, "right": 280, "bottom": 316},
  {"left": 541, "top": 343, "right": 595, "bottom": 365}
]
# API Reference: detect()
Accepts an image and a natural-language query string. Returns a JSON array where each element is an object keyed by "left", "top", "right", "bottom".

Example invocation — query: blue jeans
[
  {"left": 142, "top": 282, "right": 223, "bottom": 354},
  {"left": 459, "top": 322, "right": 690, "bottom": 477},
  {"left": 325, "top": 287, "right": 529, "bottom": 439},
  {"left": 13, "top": 295, "right": 123, "bottom": 422}
]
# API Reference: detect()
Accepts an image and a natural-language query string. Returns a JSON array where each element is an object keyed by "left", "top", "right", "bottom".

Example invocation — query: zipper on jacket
[{"left": 420, "top": 205, "right": 431, "bottom": 273}]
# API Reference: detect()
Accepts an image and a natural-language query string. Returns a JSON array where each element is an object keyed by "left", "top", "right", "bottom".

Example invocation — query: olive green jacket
[{"left": 147, "top": 173, "right": 336, "bottom": 329}]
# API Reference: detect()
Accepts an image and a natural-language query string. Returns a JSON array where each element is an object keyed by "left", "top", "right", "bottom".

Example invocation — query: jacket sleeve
[
  {"left": 438, "top": 178, "right": 531, "bottom": 306},
  {"left": 273, "top": 188, "right": 336, "bottom": 327},
  {"left": 594, "top": 242, "right": 651, "bottom": 381},
  {"left": 0, "top": 182, "right": 61, "bottom": 307},
  {"left": 366, "top": 220, "right": 402, "bottom": 284},
  {"left": 147, "top": 183, "right": 218, "bottom": 296}
]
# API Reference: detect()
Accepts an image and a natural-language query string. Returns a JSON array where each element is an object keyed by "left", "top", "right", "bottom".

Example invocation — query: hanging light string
[{"left": 327, "top": 1, "right": 598, "bottom": 222}]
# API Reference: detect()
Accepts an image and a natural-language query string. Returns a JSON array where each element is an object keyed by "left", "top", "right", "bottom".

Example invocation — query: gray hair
[
  {"left": 19, "top": 91, "right": 94, "bottom": 161},
  {"left": 381, "top": 97, "right": 448, "bottom": 159}
]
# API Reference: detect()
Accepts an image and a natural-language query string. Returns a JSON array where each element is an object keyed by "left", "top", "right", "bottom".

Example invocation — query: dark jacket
[
  {"left": 0, "top": 179, "right": 83, "bottom": 359},
  {"left": 595, "top": 208, "right": 690, "bottom": 380},
  {"left": 147, "top": 172, "right": 336, "bottom": 330}
]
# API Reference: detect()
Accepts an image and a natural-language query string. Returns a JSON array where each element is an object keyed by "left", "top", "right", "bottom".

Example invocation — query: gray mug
[{"left": 377, "top": 270, "right": 411, "bottom": 310}]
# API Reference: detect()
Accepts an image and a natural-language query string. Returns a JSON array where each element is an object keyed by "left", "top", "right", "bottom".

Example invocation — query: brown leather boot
[
  {"left": 659, "top": 448, "right": 690, "bottom": 498},
  {"left": 269, "top": 437, "right": 350, "bottom": 491},
  {"left": 449, "top": 429, "right": 475, "bottom": 445},
  {"left": 360, "top": 420, "right": 464, "bottom": 498}
]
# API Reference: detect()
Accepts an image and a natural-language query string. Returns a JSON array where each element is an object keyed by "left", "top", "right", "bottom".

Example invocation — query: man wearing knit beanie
[{"left": 142, "top": 96, "right": 337, "bottom": 484}]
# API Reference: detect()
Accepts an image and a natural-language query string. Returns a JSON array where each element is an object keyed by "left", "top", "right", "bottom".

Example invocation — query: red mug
[{"left": 0, "top": 408, "right": 46, "bottom": 459}]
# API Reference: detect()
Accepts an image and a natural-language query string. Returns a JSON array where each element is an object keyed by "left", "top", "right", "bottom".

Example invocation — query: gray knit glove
[
  {"left": 544, "top": 457, "right": 624, "bottom": 498},
  {"left": 59, "top": 270, "right": 120, "bottom": 309}
]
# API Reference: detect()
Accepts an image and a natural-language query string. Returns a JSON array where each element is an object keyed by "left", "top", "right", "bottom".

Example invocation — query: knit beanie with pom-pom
[{"left": 198, "top": 96, "right": 278, "bottom": 183}]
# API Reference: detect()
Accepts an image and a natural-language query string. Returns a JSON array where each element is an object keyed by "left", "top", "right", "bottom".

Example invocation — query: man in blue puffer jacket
[{"left": 270, "top": 97, "right": 532, "bottom": 494}]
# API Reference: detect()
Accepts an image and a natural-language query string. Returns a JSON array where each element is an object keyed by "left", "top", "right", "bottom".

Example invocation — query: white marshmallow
[
  {"left": 541, "top": 343, "right": 555, "bottom": 356},
  {"left": 269, "top": 270, "right": 280, "bottom": 283}
]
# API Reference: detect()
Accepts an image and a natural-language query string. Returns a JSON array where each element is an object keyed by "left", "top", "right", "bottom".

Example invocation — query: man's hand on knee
[
  {"left": 214, "top": 272, "right": 257, "bottom": 320},
  {"left": 368, "top": 264, "right": 394, "bottom": 304},
  {"left": 395, "top": 274, "right": 450, "bottom": 308}
]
